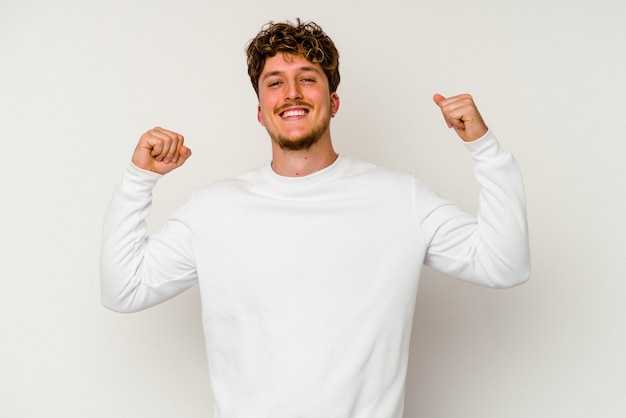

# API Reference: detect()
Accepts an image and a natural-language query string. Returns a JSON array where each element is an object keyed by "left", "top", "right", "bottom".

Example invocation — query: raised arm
[
  {"left": 422, "top": 94, "right": 530, "bottom": 288},
  {"left": 100, "top": 127, "right": 196, "bottom": 313}
]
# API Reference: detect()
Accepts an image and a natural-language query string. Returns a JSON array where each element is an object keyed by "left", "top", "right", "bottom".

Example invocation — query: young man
[{"left": 101, "top": 20, "right": 530, "bottom": 418}]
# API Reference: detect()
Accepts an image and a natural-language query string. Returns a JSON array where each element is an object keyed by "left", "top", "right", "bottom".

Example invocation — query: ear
[
  {"left": 257, "top": 104, "right": 265, "bottom": 126},
  {"left": 330, "top": 93, "right": 340, "bottom": 117}
]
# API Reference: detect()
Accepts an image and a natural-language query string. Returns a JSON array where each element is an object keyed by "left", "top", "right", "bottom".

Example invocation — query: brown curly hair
[{"left": 246, "top": 19, "right": 340, "bottom": 97}]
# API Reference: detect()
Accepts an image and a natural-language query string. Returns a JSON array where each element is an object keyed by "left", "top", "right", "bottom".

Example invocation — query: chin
[
  {"left": 276, "top": 134, "right": 321, "bottom": 151},
  {"left": 273, "top": 123, "right": 329, "bottom": 151}
]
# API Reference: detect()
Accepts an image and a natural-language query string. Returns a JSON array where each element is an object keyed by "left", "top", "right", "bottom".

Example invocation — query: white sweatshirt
[{"left": 100, "top": 130, "right": 530, "bottom": 418}]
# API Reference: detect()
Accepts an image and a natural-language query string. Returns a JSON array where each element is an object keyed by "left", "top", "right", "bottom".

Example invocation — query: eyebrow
[{"left": 261, "top": 65, "right": 323, "bottom": 81}]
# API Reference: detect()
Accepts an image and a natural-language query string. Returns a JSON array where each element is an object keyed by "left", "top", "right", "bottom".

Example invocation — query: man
[{"left": 101, "top": 20, "right": 530, "bottom": 418}]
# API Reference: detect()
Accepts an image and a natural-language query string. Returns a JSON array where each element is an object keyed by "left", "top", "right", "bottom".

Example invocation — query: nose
[{"left": 284, "top": 80, "right": 302, "bottom": 101}]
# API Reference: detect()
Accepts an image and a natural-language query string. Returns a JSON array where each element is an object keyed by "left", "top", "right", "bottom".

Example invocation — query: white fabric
[{"left": 100, "top": 130, "right": 530, "bottom": 418}]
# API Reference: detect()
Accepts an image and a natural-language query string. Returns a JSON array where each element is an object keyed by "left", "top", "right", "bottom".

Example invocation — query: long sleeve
[
  {"left": 421, "top": 130, "right": 530, "bottom": 288},
  {"left": 100, "top": 164, "right": 198, "bottom": 313}
]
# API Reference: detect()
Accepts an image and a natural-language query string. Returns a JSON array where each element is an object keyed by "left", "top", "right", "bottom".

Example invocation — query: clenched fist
[
  {"left": 132, "top": 127, "right": 192, "bottom": 174},
  {"left": 433, "top": 94, "right": 488, "bottom": 142}
]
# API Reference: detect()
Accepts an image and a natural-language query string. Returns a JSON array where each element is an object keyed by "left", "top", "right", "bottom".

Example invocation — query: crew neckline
[{"left": 260, "top": 155, "right": 348, "bottom": 188}]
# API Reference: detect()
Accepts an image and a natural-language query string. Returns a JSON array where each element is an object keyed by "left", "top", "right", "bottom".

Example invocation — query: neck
[{"left": 270, "top": 138, "right": 338, "bottom": 177}]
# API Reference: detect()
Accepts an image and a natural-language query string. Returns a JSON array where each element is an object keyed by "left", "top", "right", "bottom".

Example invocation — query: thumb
[
  {"left": 175, "top": 145, "right": 192, "bottom": 167},
  {"left": 432, "top": 93, "right": 446, "bottom": 107},
  {"left": 432, "top": 94, "right": 453, "bottom": 128}
]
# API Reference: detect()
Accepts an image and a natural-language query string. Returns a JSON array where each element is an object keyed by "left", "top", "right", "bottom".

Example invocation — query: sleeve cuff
[
  {"left": 119, "top": 163, "right": 163, "bottom": 197},
  {"left": 463, "top": 129, "right": 508, "bottom": 164}
]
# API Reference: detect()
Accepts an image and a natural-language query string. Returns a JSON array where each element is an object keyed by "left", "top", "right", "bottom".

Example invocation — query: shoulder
[
  {"left": 334, "top": 157, "right": 433, "bottom": 203},
  {"left": 191, "top": 166, "right": 265, "bottom": 199},
  {"left": 342, "top": 156, "right": 420, "bottom": 186},
  {"left": 340, "top": 156, "right": 407, "bottom": 180}
]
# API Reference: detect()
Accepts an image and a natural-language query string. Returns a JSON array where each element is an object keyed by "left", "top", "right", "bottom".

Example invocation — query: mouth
[{"left": 279, "top": 107, "right": 309, "bottom": 119}]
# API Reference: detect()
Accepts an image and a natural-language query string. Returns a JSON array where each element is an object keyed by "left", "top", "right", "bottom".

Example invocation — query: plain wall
[{"left": 1, "top": 0, "right": 625, "bottom": 416}]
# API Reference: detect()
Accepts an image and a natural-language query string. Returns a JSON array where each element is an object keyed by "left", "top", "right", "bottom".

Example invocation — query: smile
[{"left": 280, "top": 108, "right": 309, "bottom": 118}]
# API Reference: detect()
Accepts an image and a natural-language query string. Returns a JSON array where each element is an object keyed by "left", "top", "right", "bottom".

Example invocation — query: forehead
[{"left": 261, "top": 53, "right": 324, "bottom": 77}]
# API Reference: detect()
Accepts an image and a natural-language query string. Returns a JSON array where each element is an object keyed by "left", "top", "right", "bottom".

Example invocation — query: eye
[
  {"left": 267, "top": 80, "right": 283, "bottom": 88},
  {"left": 300, "top": 77, "right": 315, "bottom": 83}
]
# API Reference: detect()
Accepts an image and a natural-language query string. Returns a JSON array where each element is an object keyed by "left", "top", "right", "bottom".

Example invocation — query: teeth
[{"left": 282, "top": 109, "right": 307, "bottom": 118}]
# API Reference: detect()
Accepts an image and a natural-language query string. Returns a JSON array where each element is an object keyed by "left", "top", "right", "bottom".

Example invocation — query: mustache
[{"left": 275, "top": 102, "right": 312, "bottom": 114}]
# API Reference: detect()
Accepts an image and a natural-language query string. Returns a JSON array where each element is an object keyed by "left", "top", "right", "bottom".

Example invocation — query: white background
[{"left": 1, "top": 0, "right": 625, "bottom": 416}]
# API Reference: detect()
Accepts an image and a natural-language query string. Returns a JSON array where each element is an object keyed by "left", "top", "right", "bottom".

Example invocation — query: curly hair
[{"left": 246, "top": 19, "right": 340, "bottom": 97}]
